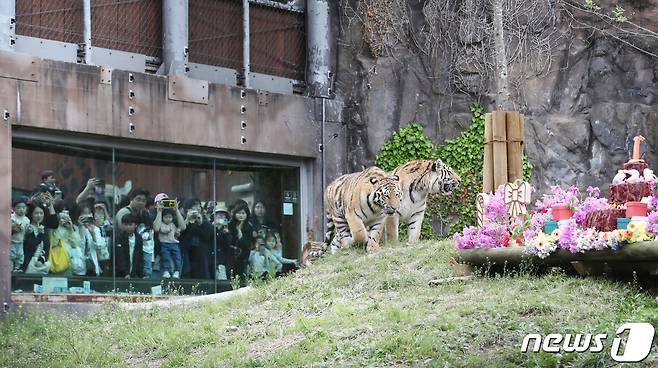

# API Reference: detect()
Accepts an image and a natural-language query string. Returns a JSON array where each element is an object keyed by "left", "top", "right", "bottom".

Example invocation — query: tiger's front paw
[{"left": 366, "top": 240, "right": 380, "bottom": 254}]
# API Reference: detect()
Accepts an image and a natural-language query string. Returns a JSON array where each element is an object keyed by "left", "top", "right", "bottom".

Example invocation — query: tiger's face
[
  {"left": 372, "top": 175, "right": 403, "bottom": 215},
  {"left": 430, "top": 159, "right": 461, "bottom": 195}
]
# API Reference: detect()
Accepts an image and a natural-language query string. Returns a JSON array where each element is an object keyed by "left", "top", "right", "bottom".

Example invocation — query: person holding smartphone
[
  {"left": 76, "top": 177, "right": 106, "bottom": 205},
  {"left": 32, "top": 170, "right": 62, "bottom": 199},
  {"left": 152, "top": 193, "right": 186, "bottom": 279},
  {"left": 211, "top": 203, "right": 233, "bottom": 279}
]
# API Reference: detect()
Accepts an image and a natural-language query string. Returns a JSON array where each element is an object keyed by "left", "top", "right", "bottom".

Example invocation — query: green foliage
[
  {"left": 375, "top": 104, "right": 533, "bottom": 238},
  {"left": 612, "top": 5, "right": 627, "bottom": 22},
  {"left": 433, "top": 104, "right": 487, "bottom": 235},
  {"left": 374, "top": 123, "right": 435, "bottom": 172},
  {"left": 584, "top": 0, "right": 601, "bottom": 11}
]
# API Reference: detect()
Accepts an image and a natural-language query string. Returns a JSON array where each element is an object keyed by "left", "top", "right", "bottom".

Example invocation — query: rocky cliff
[{"left": 328, "top": 0, "right": 658, "bottom": 198}]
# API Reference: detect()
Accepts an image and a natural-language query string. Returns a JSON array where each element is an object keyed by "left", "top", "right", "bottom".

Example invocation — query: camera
[{"left": 161, "top": 200, "right": 177, "bottom": 208}]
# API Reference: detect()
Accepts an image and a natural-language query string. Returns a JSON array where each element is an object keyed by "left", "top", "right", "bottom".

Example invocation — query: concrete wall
[{"left": 0, "top": 54, "right": 320, "bottom": 158}]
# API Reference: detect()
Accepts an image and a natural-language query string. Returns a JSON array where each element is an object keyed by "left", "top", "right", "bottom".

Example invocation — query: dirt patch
[{"left": 244, "top": 332, "right": 305, "bottom": 361}]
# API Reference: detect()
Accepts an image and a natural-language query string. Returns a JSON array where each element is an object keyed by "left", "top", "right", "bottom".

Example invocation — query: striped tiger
[
  {"left": 385, "top": 159, "right": 460, "bottom": 243},
  {"left": 324, "top": 166, "right": 403, "bottom": 253}
]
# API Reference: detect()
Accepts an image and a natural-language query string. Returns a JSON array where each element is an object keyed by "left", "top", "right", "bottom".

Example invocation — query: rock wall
[{"left": 328, "top": 0, "right": 658, "bottom": 198}]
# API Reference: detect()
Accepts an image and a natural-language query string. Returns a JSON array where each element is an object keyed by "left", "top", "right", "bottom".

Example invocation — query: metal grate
[
  {"left": 188, "top": 0, "right": 243, "bottom": 71},
  {"left": 91, "top": 0, "right": 162, "bottom": 58},
  {"left": 250, "top": 4, "right": 305, "bottom": 81},
  {"left": 15, "top": 0, "right": 84, "bottom": 44}
]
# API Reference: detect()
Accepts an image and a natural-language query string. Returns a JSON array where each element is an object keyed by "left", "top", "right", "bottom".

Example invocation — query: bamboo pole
[
  {"left": 492, "top": 111, "right": 508, "bottom": 190},
  {"left": 506, "top": 111, "right": 523, "bottom": 182},
  {"left": 482, "top": 113, "right": 494, "bottom": 193}
]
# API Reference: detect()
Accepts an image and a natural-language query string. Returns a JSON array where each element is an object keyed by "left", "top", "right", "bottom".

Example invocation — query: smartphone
[
  {"left": 94, "top": 179, "right": 105, "bottom": 194},
  {"left": 161, "top": 199, "right": 177, "bottom": 208},
  {"left": 54, "top": 190, "right": 62, "bottom": 199}
]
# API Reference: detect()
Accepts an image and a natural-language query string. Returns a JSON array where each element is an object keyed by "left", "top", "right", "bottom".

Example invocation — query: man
[
  {"left": 32, "top": 170, "right": 62, "bottom": 198},
  {"left": 115, "top": 188, "right": 151, "bottom": 228}
]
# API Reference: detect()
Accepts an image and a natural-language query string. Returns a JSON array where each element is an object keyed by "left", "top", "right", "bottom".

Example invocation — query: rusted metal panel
[
  {"left": 0, "top": 50, "right": 39, "bottom": 82},
  {"left": 15, "top": 0, "right": 84, "bottom": 44},
  {"left": 250, "top": 4, "right": 305, "bottom": 80},
  {"left": 91, "top": 0, "right": 162, "bottom": 58},
  {"left": 168, "top": 76, "right": 209, "bottom": 105},
  {"left": 189, "top": 0, "right": 243, "bottom": 71}
]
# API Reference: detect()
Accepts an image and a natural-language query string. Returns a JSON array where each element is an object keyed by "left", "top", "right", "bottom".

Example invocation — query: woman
[
  {"left": 252, "top": 200, "right": 277, "bottom": 234},
  {"left": 22, "top": 204, "right": 51, "bottom": 274},
  {"left": 227, "top": 203, "right": 254, "bottom": 280},
  {"left": 50, "top": 211, "right": 83, "bottom": 275}
]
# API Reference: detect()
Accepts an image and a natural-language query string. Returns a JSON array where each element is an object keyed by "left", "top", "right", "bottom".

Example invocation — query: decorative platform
[{"left": 454, "top": 241, "right": 658, "bottom": 276}]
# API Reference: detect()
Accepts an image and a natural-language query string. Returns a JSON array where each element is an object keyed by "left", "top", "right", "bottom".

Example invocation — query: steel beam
[
  {"left": 162, "top": 0, "right": 188, "bottom": 75},
  {"left": 306, "top": 0, "right": 331, "bottom": 97}
]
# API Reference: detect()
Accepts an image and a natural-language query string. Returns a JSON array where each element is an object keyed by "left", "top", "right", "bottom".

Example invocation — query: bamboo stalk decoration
[
  {"left": 505, "top": 112, "right": 524, "bottom": 182},
  {"left": 482, "top": 113, "right": 494, "bottom": 194},
  {"left": 492, "top": 111, "right": 508, "bottom": 190}
]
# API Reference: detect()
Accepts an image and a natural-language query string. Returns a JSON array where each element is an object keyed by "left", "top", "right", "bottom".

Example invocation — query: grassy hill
[{"left": 2, "top": 240, "right": 658, "bottom": 367}]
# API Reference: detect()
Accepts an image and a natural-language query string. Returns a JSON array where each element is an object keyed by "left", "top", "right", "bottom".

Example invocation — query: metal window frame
[{"left": 11, "top": 127, "right": 314, "bottom": 248}]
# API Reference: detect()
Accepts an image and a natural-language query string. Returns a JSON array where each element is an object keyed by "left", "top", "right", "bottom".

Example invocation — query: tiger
[
  {"left": 384, "top": 159, "right": 460, "bottom": 243},
  {"left": 324, "top": 166, "right": 403, "bottom": 253}
]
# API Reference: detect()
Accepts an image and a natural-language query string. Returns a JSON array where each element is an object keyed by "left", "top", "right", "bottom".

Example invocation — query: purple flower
[
  {"left": 485, "top": 186, "right": 507, "bottom": 223},
  {"left": 586, "top": 186, "right": 601, "bottom": 199},
  {"left": 647, "top": 211, "right": 658, "bottom": 236}
]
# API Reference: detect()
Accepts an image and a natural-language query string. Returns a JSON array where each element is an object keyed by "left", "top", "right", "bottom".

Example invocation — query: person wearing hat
[{"left": 211, "top": 202, "right": 233, "bottom": 279}]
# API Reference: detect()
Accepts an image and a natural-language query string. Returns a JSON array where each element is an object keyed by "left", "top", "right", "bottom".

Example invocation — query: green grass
[{"left": 2, "top": 240, "right": 658, "bottom": 367}]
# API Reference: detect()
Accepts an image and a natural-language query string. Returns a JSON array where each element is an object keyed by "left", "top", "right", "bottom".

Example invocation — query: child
[
  {"left": 265, "top": 231, "right": 298, "bottom": 274},
  {"left": 248, "top": 236, "right": 269, "bottom": 279},
  {"left": 115, "top": 214, "right": 144, "bottom": 278},
  {"left": 153, "top": 199, "right": 186, "bottom": 279},
  {"left": 10, "top": 198, "right": 31, "bottom": 272}
]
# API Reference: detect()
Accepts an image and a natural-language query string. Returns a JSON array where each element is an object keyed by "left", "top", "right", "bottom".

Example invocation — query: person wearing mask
[
  {"left": 180, "top": 201, "right": 214, "bottom": 279},
  {"left": 211, "top": 202, "right": 233, "bottom": 280}
]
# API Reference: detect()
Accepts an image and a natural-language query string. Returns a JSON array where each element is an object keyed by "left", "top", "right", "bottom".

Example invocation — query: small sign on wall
[
  {"left": 283, "top": 202, "right": 294, "bottom": 216},
  {"left": 283, "top": 191, "right": 298, "bottom": 203}
]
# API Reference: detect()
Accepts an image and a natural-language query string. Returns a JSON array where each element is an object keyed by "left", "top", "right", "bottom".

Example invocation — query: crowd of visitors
[{"left": 10, "top": 170, "right": 298, "bottom": 281}]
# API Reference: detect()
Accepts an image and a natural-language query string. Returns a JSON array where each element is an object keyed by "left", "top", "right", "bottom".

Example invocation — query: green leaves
[
  {"left": 374, "top": 122, "right": 436, "bottom": 172},
  {"left": 374, "top": 104, "right": 533, "bottom": 237}
]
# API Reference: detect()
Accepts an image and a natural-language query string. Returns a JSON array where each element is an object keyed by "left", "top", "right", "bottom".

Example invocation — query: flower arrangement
[
  {"left": 454, "top": 184, "right": 658, "bottom": 256},
  {"left": 535, "top": 185, "right": 580, "bottom": 213},
  {"left": 525, "top": 231, "right": 558, "bottom": 259}
]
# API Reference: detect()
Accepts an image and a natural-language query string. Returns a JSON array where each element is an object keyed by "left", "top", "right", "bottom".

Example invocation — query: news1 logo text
[{"left": 521, "top": 323, "right": 655, "bottom": 363}]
